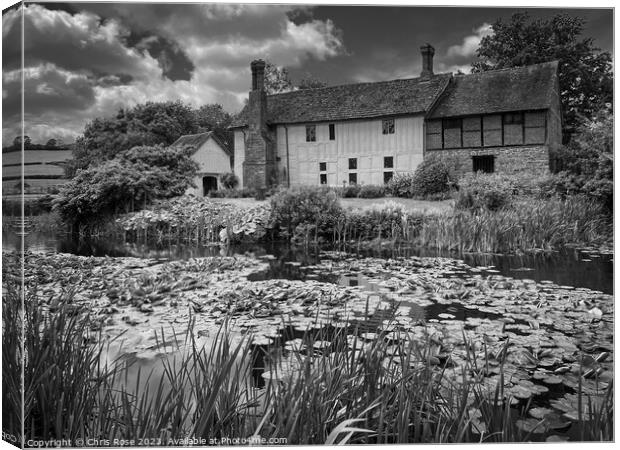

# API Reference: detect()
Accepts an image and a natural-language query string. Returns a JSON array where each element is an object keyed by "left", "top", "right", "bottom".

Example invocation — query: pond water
[
  {"left": 5, "top": 228, "right": 614, "bottom": 442},
  {"left": 3, "top": 229, "right": 613, "bottom": 294}
]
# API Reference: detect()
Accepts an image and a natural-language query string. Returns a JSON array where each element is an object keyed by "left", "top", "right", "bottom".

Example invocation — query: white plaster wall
[
  {"left": 186, "top": 138, "right": 232, "bottom": 196},
  {"left": 233, "top": 130, "right": 245, "bottom": 188},
  {"left": 275, "top": 115, "right": 425, "bottom": 187}
]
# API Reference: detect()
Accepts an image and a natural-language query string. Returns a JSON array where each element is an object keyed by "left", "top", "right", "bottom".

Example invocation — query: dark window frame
[
  {"left": 348, "top": 172, "right": 357, "bottom": 184},
  {"left": 319, "top": 162, "right": 327, "bottom": 172},
  {"left": 472, "top": 155, "right": 495, "bottom": 173},
  {"left": 329, "top": 123, "right": 336, "bottom": 140},
  {"left": 348, "top": 158, "right": 357, "bottom": 170},
  {"left": 305, "top": 124, "right": 316, "bottom": 142},
  {"left": 383, "top": 171, "right": 393, "bottom": 184},
  {"left": 320, "top": 173, "right": 327, "bottom": 185},
  {"left": 382, "top": 118, "right": 395, "bottom": 135},
  {"left": 384, "top": 156, "right": 394, "bottom": 168}
]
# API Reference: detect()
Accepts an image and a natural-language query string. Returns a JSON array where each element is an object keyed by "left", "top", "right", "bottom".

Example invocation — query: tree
[
  {"left": 54, "top": 145, "right": 198, "bottom": 226},
  {"left": 45, "top": 139, "right": 57, "bottom": 148},
  {"left": 73, "top": 101, "right": 200, "bottom": 171},
  {"left": 473, "top": 12, "right": 613, "bottom": 141},
  {"left": 264, "top": 61, "right": 295, "bottom": 94},
  {"left": 195, "top": 104, "right": 232, "bottom": 134}
]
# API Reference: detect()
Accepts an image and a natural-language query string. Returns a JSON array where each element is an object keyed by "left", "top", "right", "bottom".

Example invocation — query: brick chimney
[
  {"left": 243, "top": 59, "right": 277, "bottom": 189},
  {"left": 420, "top": 43, "right": 435, "bottom": 79}
]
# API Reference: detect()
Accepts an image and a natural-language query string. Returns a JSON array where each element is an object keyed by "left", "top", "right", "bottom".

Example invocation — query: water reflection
[{"left": 2, "top": 229, "right": 613, "bottom": 294}]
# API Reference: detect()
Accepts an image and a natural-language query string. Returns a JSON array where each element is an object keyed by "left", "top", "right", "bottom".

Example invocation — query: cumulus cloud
[
  {"left": 447, "top": 23, "right": 493, "bottom": 58},
  {"left": 2, "top": 3, "right": 346, "bottom": 146}
]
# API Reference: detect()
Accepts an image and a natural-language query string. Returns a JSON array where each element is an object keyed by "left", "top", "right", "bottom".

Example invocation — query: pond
[
  {"left": 3, "top": 229, "right": 613, "bottom": 294},
  {"left": 4, "top": 228, "right": 614, "bottom": 443}
]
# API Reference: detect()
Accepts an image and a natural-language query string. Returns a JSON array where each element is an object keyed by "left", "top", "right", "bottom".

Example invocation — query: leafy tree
[
  {"left": 264, "top": 61, "right": 295, "bottom": 94},
  {"left": 195, "top": 104, "right": 232, "bottom": 134},
  {"left": 54, "top": 145, "right": 198, "bottom": 226},
  {"left": 72, "top": 101, "right": 199, "bottom": 172},
  {"left": 45, "top": 139, "right": 57, "bottom": 148},
  {"left": 473, "top": 12, "right": 613, "bottom": 141}
]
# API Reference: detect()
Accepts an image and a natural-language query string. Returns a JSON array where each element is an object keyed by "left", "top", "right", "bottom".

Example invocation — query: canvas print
[{"left": 1, "top": 2, "right": 614, "bottom": 447}]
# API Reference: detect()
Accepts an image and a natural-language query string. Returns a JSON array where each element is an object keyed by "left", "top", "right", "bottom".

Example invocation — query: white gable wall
[
  {"left": 186, "top": 137, "right": 232, "bottom": 196},
  {"left": 276, "top": 115, "right": 425, "bottom": 187},
  {"left": 233, "top": 130, "right": 245, "bottom": 188}
]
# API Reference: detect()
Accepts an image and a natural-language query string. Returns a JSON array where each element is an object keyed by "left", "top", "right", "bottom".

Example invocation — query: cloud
[
  {"left": 2, "top": 4, "right": 346, "bottom": 146},
  {"left": 447, "top": 23, "right": 493, "bottom": 59}
]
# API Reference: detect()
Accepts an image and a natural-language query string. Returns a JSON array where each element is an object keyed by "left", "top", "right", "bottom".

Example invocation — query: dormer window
[
  {"left": 306, "top": 125, "right": 316, "bottom": 142},
  {"left": 382, "top": 118, "right": 395, "bottom": 134}
]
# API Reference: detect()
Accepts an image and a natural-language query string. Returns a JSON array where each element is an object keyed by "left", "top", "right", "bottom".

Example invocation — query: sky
[{"left": 1, "top": 2, "right": 614, "bottom": 146}]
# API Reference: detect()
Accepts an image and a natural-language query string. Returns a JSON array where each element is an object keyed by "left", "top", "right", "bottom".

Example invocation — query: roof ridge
[
  {"left": 267, "top": 72, "right": 452, "bottom": 98},
  {"left": 455, "top": 60, "right": 559, "bottom": 78}
]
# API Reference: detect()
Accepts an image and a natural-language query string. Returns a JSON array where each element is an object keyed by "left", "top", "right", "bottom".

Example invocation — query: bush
[
  {"left": 358, "top": 184, "right": 386, "bottom": 198},
  {"left": 340, "top": 184, "right": 361, "bottom": 198},
  {"left": 454, "top": 173, "right": 512, "bottom": 211},
  {"left": 385, "top": 173, "right": 416, "bottom": 198},
  {"left": 270, "top": 186, "right": 344, "bottom": 239},
  {"left": 219, "top": 172, "right": 239, "bottom": 189},
  {"left": 411, "top": 157, "right": 452, "bottom": 198}
]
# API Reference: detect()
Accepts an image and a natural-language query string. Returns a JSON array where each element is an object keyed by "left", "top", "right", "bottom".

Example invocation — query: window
[
  {"left": 319, "top": 162, "right": 327, "bottom": 172},
  {"left": 348, "top": 158, "right": 357, "bottom": 170},
  {"left": 472, "top": 155, "right": 495, "bottom": 173},
  {"left": 426, "top": 120, "right": 443, "bottom": 149},
  {"left": 383, "top": 171, "right": 393, "bottom": 184},
  {"left": 305, "top": 125, "right": 316, "bottom": 142},
  {"left": 384, "top": 156, "right": 393, "bottom": 168},
  {"left": 320, "top": 173, "right": 327, "bottom": 185},
  {"left": 462, "top": 117, "right": 482, "bottom": 147},
  {"left": 503, "top": 112, "right": 524, "bottom": 145},
  {"left": 382, "top": 119, "right": 395, "bottom": 134},
  {"left": 483, "top": 115, "right": 502, "bottom": 147},
  {"left": 348, "top": 173, "right": 357, "bottom": 184},
  {"left": 442, "top": 118, "right": 462, "bottom": 148},
  {"left": 329, "top": 123, "right": 336, "bottom": 140},
  {"left": 524, "top": 111, "right": 546, "bottom": 144}
]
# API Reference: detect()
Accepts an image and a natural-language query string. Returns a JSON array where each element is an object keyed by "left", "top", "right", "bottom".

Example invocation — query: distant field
[
  {"left": 2, "top": 149, "right": 72, "bottom": 165},
  {"left": 2, "top": 164, "right": 65, "bottom": 178}
]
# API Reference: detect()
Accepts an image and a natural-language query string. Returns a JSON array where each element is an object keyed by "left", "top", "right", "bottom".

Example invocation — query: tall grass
[{"left": 4, "top": 275, "right": 614, "bottom": 444}]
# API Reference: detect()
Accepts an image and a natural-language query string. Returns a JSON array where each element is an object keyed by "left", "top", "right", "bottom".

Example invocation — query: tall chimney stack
[
  {"left": 420, "top": 43, "right": 435, "bottom": 79},
  {"left": 251, "top": 59, "right": 266, "bottom": 91},
  {"left": 244, "top": 59, "right": 276, "bottom": 190}
]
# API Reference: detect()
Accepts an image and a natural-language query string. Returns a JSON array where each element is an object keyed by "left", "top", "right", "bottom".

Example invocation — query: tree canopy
[
  {"left": 263, "top": 61, "right": 328, "bottom": 94},
  {"left": 54, "top": 145, "right": 198, "bottom": 224},
  {"left": 473, "top": 12, "right": 613, "bottom": 141}
]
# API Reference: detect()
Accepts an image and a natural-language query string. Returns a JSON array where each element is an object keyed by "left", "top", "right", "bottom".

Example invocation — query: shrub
[
  {"left": 411, "top": 157, "right": 453, "bottom": 198},
  {"left": 454, "top": 173, "right": 512, "bottom": 211},
  {"left": 340, "top": 184, "right": 361, "bottom": 198},
  {"left": 358, "top": 184, "right": 386, "bottom": 198},
  {"left": 270, "top": 186, "right": 344, "bottom": 239},
  {"left": 219, "top": 172, "right": 239, "bottom": 189},
  {"left": 385, "top": 173, "right": 416, "bottom": 198}
]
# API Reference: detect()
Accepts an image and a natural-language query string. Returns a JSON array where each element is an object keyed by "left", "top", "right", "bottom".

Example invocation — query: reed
[{"left": 5, "top": 279, "right": 612, "bottom": 444}]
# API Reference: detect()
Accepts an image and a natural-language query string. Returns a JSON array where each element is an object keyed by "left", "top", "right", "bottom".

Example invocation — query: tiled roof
[
  {"left": 230, "top": 73, "right": 452, "bottom": 128},
  {"left": 171, "top": 131, "right": 231, "bottom": 156},
  {"left": 428, "top": 61, "right": 559, "bottom": 118}
]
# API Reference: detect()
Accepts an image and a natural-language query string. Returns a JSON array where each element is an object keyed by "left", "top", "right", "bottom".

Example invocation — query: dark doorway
[
  {"left": 472, "top": 155, "right": 495, "bottom": 173},
  {"left": 202, "top": 176, "right": 218, "bottom": 196}
]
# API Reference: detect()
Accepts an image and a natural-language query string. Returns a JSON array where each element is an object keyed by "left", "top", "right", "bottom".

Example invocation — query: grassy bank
[{"left": 3, "top": 273, "right": 613, "bottom": 444}]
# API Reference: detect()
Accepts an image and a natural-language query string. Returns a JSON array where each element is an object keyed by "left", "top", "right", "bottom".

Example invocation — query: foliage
[
  {"left": 357, "top": 184, "right": 386, "bottom": 198},
  {"left": 208, "top": 187, "right": 256, "bottom": 199},
  {"left": 454, "top": 173, "right": 513, "bottom": 211},
  {"left": 270, "top": 186, "right": 344, "bottom": 239},
  {"left": 473, "top": 12, "right": 613, "bottom": 140},
  {"left": 219, "top": 172, "right": 240, "bottom": 190},
  {"left": 53, "top": 146, "right": 198, "bottom": 224},
  {"left": 71, "top": 101, "right": 200, "bottom": 172},
  {"left": 385, "top": 172, "right": 416, "bottom": 198},
  {"left": 264, "top": 61, "right": 295, "bottom": 94},
  {"left": 117, "top": 195, "right": 272, "bottom": 244},
  {"left": 411, "top": 156, "right": 453, "bottom": 198},
  {"left": 338, "top": 184, "right": 362, "bottom": 198},
  {"left": 195, "top": 104, "right": 232, "bottom": 135},
  {"left": 546, "top": 107, "right": 613, "bottom": 210}
]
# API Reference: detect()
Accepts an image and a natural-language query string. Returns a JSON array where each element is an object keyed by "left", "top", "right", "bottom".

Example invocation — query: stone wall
[{"left": 427, "top": 145, "right": 549, "bottom": 178}]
